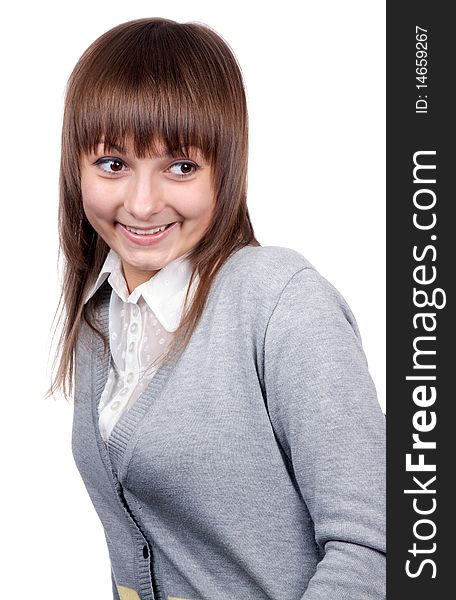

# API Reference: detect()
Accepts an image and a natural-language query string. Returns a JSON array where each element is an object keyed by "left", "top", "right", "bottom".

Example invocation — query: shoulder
[
  {"left": 220, "top": 244, "right": 346, "bottom": 308},
  {"left": 220, "top": 245, "right": 362, "bottom": 344},
  {"left": 230, "top": 244, "right": 315, "bottom": 271},
  {"left": 221, "top": 245, "right": 316, "bottom": 291},
  {"left": 214, "top": 244, "right": 358, "bottom": 334}
]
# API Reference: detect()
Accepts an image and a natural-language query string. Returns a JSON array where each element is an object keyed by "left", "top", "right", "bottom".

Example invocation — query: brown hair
[{"left": 46, "top": 17, "right": 260, "bottom": 401}]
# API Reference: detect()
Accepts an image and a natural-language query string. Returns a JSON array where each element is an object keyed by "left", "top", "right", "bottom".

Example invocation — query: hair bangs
[{"left": 68, "top": 27, "right": 222, "bottom": 164}]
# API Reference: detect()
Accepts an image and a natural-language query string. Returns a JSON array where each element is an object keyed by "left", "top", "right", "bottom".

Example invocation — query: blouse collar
[{"left": 83, "top": 248, "right": 198, "bottom": 333}]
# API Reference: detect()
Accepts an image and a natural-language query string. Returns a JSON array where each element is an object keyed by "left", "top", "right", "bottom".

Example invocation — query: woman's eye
[
  {"left": 168, "top": 161, "right": 198, "bottom": 178},
  {"left": 95, "top": 158, "right": 126, "bottom": 174},
  {"left": 92, "top": 157, "right": 198, "bottom": 178}
]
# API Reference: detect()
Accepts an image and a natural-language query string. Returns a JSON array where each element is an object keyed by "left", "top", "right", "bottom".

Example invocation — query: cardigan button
[{"left": 142, "top": 545, "right": 149, "bottom": 559}]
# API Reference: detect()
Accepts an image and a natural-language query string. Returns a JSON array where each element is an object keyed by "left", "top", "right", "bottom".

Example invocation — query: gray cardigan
[{"left": 72, "top": 245, "right": 385, "bottom": 600}]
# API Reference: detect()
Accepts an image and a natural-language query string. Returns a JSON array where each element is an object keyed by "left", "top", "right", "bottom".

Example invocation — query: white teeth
[{"left": 125, "top": 224, "right": 168, "bottom": 235}]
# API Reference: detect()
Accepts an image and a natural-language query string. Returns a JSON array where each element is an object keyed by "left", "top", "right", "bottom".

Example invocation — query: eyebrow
[
  {"left": 96, "top": 141, "right": 195, "bottom": 159},
  {"left": 96, "top": 141, "right": 127, "bottom": 154}
]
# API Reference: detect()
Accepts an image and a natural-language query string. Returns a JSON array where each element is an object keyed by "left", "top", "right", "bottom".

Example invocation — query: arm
[
  {"left": 264, "top": 267, "right": 385, "bottom": 599},
  {"left": 111, "top": 570, "right": 121, "bottom": 600}
]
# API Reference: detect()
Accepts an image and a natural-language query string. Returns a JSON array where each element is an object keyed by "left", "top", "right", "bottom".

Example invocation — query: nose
[{"left": 123, "top": 171, "right": 166, "bottom": 222}]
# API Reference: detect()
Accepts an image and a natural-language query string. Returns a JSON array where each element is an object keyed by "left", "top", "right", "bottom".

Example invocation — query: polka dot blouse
[{"left": 83, "top": 248, "right": 198, "bottom": 441}]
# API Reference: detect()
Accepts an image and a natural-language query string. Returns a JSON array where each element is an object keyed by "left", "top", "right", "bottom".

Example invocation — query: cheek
[
  {"left": 80, "top": 178, "right": 95, "bottom": 215},
  {"left": 180, "top": 184, "right": 216, "bottom": 223},
  {"left": 81, "top": 180, "right": 110, "bottom": 220}
]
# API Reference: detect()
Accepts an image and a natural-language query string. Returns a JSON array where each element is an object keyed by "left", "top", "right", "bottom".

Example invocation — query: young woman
[{"left": 48, "top": 17, "right": 386, "bottom": 600}]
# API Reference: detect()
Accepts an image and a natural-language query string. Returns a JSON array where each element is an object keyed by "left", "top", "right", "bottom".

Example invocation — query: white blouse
[{"left": 83, "top": 249, "right": 198, "bottom": 441}]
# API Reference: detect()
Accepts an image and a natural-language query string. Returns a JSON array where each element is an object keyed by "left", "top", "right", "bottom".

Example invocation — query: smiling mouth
[{"left": 122, "top": 222, "right": 176, "bottom": 235}]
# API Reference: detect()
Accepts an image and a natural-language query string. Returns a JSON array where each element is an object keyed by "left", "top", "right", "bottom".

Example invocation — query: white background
[{"left": 1, "top": 1, "right": 385, "bottom": 597}]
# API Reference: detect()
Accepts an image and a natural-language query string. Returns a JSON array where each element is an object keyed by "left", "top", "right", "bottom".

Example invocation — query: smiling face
[{"left": 80, "top": 141, "right": 216, "bottom": 292}]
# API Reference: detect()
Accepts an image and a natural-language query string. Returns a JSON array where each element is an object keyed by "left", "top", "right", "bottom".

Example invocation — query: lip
[
  {"left": 117, "top": 221, "right": 179, "bottom": 246},
  {"left": 122, "top": 223, "right": 173, "bottom": 230}
]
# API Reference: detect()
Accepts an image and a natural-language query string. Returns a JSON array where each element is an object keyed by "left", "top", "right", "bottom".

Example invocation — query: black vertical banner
[{"left": 387, "top": 2, "right": 454, "bottom": 598}]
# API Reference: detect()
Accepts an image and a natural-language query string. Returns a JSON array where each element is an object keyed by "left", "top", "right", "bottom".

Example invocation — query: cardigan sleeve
[
  {"left": 111, "top": 570, "right": 120, "bottom": 600},
  {"left": 263, "top": 267, "right": 386, "bottom": 600}
]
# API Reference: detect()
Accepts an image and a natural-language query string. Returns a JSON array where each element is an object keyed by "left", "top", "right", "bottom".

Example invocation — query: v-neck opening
[{"left": 90, "top": 279, "right": 182, "bottom": 478}]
